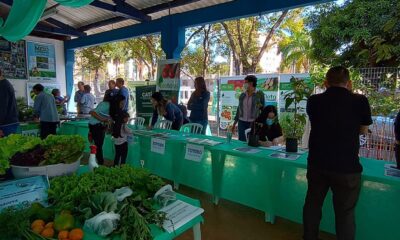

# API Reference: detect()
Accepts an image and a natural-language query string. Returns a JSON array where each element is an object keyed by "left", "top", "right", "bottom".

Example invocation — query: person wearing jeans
[
  {"left": 188, "top": 77, "right": 210, "bottom": 134},
  {"left": 32, "top": 84, "right": 60, "bottom": 139},
  {"left": 232, "top": 75, "right": 265, "bottom": 141},
  {"left": 303, "top": 66, "right": 372, "bottom": 240}
]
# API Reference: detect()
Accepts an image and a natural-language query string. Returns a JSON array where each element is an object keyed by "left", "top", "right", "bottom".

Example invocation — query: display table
[
  {"left": 60, "top": 121, "right": 400, "bottom": 240},
  {"left": 77, "top": 166, "right": 203, "bottom": 240}
]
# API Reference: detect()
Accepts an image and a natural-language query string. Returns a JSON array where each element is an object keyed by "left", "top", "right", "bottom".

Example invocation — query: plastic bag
[
  {"left": 84, "top": 212, "right": 120, "bottom": 237},
  {"left": 113, "top": 187, "right": 133, "bottom": 202},
  {"left": 154, "top": 185, "right": 176, "bottom": 207}
]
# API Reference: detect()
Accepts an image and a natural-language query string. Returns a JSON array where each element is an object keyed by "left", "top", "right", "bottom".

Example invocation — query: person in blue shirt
[
  {"left": 0, "top": 69, "right": 18, "bottom": 137},
  {"left": 188, "top": 77, "right": 210, "bottom": 134},
  {"left": 74, "top": 81, "right": 85, "bottom": 113},
  {"left": 116, "top": 78, "right": 130, "bottom": 112},
  {"left": 32, "top": 84, "right": 60, "bottom": 139},
  {"left": 150, "top": 92, "right": 183, "bottom": 131},
  {"left": 80, "top": 85, "right": 96, "bottom": 115},
  {"left": 52, "top": 88, "right": 69, "bottom": 115}
]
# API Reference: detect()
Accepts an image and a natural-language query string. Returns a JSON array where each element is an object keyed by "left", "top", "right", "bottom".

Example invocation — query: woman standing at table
[
  {"left": 188, "top": 77, "right": 210, "bottom": 134},
  {"left": 149, "top": 92, "right": 183, "bottom": 131},
  {"left": 255, "top": 105, "right": 283, "bottom": 147}
]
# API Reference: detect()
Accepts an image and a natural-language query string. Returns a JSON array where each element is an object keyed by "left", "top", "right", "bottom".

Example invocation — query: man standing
[
  {"left": 74, "top": 81, "right": 85, "bottom": 113},
  {"left": 116, "top": 78, "right": 129, "bottom": 112},
  {"left": 303, "top": 66, "right": 372, "bottom": 240},
  {"left": 32, "top": 84, "right": 60, "bottom": 139},
  {"left": 0, "top": 70, "right": 18, "bottom": 137},
  {"left": 394, "top": 110, "right": 400, "bottom": 169},
  {"left": 232, "top": 75, "right": 265, "bottom": 141},
  {"left": 104, "top": 80, "right": 118, "bottom": 100}
]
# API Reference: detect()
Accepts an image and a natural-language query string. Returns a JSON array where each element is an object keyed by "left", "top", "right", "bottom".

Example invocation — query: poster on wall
[
  {"left": 26, "top": 82, "right": 61, "bottom": 106},
  {"left": 156, "top": 59, "right": 181, "bottom": 103},
  {"left": 136, "top": 85, "right": 156, "bottom": 125},
  {"left": 279, "top": 74, "right": 312, "bottom": 114},
  {"left": 0, "top": 39, "right": 27, "bottom": 79},
  {"left": 219, "top": 75, "right": 279, "bottom": 129},
  {"left": 27, "top": 42, "right": 56, "bottom": 81}
]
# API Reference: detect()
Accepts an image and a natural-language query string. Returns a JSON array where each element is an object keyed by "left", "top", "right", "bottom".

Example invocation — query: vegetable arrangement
[
  {"left": 0, "top": 134, "right": 84, "bottom": 170},
  {"left": 48, "top": 165, "right": 166, "bottom": 240},
  {"left": 0, "top": 166, "right": 166, "bottom": 240}
]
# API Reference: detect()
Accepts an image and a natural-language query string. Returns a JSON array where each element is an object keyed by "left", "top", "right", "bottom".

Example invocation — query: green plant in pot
[{"left": 282, "top": 76, "right": 313, "bottom": 152}]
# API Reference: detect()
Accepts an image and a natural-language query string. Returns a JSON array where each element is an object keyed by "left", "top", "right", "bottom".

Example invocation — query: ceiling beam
[
  {"left": 78, "top": 16, "right": 126, "bottom": 32},
  {"left": 35, "top": 23, "right": 86, "bottom": 37},
  {"left": 89, "top": 0, "right": 151, "bottom": 22},
  {"left": 142, "top": 0, "right": 200, "bottom": 14},
  {"left": 45, "top": 18, "right": 86, "bottom": 37}
]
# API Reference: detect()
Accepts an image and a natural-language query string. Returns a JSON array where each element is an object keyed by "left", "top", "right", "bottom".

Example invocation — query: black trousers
[
  {"left": 114, "top": 142, "right": 128, "bottom": 166},
  {"left": 303, "top": 169, "right": 361, "bottom": 240},
  {"left": 40, "top": 121, "right": 58, "bottom": 139},
  {"left": 89, "top": 124, "right": 106, "bottom": 165}
]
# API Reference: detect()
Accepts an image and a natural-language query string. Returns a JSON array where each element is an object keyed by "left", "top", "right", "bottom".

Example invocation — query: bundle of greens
[
  {"left": 1, "top": 134, "right": 84, "bottom": 170},
  {"left": 48, "top": 165, "right": 166, "bottom": 240}
]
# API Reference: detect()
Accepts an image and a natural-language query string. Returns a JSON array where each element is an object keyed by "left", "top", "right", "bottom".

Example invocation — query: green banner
[{"left": 135, "top": 85, "right": 156, "bottom": 125}]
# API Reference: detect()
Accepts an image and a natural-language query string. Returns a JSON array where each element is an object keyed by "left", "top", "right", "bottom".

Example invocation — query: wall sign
[
  {"left": 151, "top": 138, "right": 166, "bottom": 155},
  {"left": 0, "top": 39, "right": 27, "bottom": 79},
  {"left": 27, "top": 41, "right": 56, "bottom": 81},
  {"left": 184, "top": 144, "right": 204, "bottom": 162}
]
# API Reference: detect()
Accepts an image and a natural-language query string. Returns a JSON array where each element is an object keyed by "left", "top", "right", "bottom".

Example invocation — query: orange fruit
[
  {"left": 32, "top": 225, "right": 44, "bottom": 234},
  {"left": 41, "top": 227, "right": 55, "bottom": 238},
  {"left": 58, "top": 230, "right": 69, "bottom": 240},
  {"left": 31, "top": 219, "right": 45, "bottom": 229},
  {"left": 69, "top": 228, "right": 84, "bottom": 240},
  {"left": 45, "top": 222, "right": 54, "bottom": 228}
]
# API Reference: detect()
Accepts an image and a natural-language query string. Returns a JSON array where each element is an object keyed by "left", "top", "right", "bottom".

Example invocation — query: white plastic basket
[{"left": 11, "top": 155, "right": 82, "bottom": 179}]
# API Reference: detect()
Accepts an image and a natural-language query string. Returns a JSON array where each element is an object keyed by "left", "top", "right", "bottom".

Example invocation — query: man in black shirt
[
  {"left": 303, "top": 66, "right": 372, "bottom": 240},
  {"left": 0, "top": 69, "right": 19, "bottom": 137}
]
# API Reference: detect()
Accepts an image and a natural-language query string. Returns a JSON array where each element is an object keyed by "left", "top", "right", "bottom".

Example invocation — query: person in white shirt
[
  {"left": 113, "top": 111, "right": 133, "bottom": 166},
  {"left": 80, "top": 85, "right": 96, "bottom": 115}
]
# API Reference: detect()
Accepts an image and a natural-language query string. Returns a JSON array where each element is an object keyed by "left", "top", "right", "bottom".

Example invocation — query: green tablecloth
[
  {"left": 77, "top": 166, "right": 203, "bottom": 240},
  {"left": 60, "top": 121, "right": 400, "bottom": 240}
]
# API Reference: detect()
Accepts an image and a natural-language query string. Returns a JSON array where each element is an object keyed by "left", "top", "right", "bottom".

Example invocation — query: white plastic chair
[
  {"left": 154, "top": 120, "right": 172, "bottom": 130},
  {"left": 180, "top": 123, "right": 204, "bottom": 134},
  {"left": 244, "top": 128, "right": 252, "bottom": 143},
  {"left": 129, "top": 117, "right": 145, "bottom": 127}
]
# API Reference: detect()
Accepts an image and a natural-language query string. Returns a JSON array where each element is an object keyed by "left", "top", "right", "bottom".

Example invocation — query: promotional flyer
[
  {"left": 135, "top": 85, "right": 157, "bottom": 125},
  {"left": 156, "top": 59, "right": 181, "bottom": 102},
  {"left": 27, "top": 42, "right": 56, "bottom": 81}
]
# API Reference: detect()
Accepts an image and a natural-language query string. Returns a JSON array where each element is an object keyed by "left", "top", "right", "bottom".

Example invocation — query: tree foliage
[{"left": 309, "top": 0, "right": 400, "bottom": 67}]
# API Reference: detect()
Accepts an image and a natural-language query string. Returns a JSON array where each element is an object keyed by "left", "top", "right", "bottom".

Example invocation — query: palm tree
[{"left": 278, "top": 30, "right": 312, "bottom": 73}]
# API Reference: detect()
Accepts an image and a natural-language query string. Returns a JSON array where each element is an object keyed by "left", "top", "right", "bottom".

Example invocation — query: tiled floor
[{"left": 174, "top": 185, "right": 336, "bottom": 240}]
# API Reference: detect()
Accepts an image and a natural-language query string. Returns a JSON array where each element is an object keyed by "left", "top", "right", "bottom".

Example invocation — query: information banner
[
  {"left": 279, "top": 74, "right": 312, "bottom": 114},
  {"left": 219, "top": 74, "right": 279, "bottom": 129},
  {"left": 0, "top": 39, "right": 27, "bottom": 79},
  {"left": 135, "top": 85, "right": 156, "bottom": 125},
  {"left": 0, "top": 175, "right": 49, "bottom": 211},
  {"left": 27, "top": 42, "right": 56, "bottom": 81},
  {"left": 156, "top": 59, "right": 180, "bottom": 102},
  {"left": 27, "top": 82, "right": 61, "bottom": 106},
  {"left": 185, "top": 144, "right": 204, "bottom": 162}
]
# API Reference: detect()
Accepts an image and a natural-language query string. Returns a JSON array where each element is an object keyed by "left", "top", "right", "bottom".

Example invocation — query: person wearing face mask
[
  {"left": 255, "top": 105, "right": 283, "bottom": 147},
  {"left": 149, "top": 92, "right": 183, "bottom": 130},
  {"left": 232, "top": 75, "right": 265, "bottom": 141}
]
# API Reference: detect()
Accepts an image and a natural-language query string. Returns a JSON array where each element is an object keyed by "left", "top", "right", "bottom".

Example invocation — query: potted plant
[{"left": 282, "top": 76, "right": 313, "bottom": 152}]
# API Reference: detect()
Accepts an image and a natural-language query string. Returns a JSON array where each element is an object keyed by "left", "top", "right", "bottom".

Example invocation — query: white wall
[{"left": 8, "top": 36, "right": 66, "bottom": 99}]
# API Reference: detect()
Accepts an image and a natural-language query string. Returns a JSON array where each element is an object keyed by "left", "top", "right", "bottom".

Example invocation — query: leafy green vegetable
[{"left": 41, "top": 135, "right": 85, "bottom": 165}]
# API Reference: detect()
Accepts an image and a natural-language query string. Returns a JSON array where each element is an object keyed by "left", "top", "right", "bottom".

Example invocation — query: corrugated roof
[{"left": 44, "top": 0, "right": 232, "bottom": 36}]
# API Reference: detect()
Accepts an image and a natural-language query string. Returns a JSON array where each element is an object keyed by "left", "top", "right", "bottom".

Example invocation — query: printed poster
[
  {"left": 219, "top": 74, "right": 279, "bottom": 129},
  {"left": 156, "top": 59, "right": 180, "bottom": 102},
  {"left": 135, "top": 85, "right": 156, "bottom": 125},
  {"left": 0, "top": 39, "right": 27, "bottom": 79},
  {"left": 26, "top": 82, "right": 61, "bottom": 106},
  {"left": 27, "top": 42, "right": 56, "bottom": 81}
]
